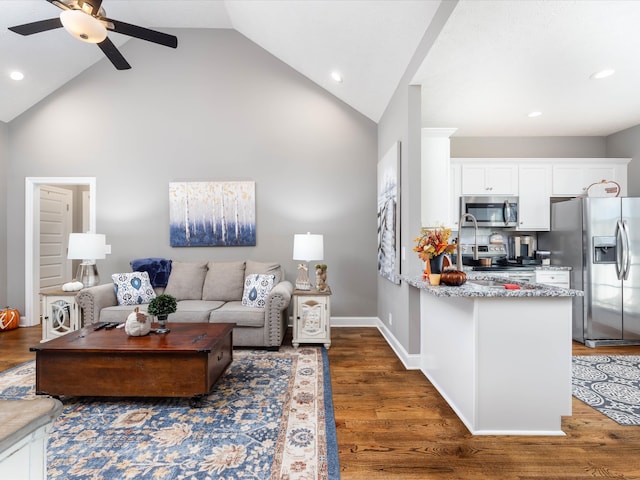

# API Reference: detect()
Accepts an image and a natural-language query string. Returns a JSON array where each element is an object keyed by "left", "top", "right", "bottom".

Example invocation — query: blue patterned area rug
[
  {"left": 572, "top": 355, "right": 640, "bottom": 425},
  {"left": 0, "top": 346, "right": 340, "bottom": 479}
]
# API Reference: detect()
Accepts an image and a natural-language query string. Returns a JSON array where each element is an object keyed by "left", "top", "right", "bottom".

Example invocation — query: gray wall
[
  {"left": 451, "top": 136, "right": 607, "bottom": 158},
  {"left": 0, "top": 121, "right": 6, "bottom": 306},
  {"left": 377, "top": 1, "right": 458, "bottom": 355},
  {"left": 6, "top": 29, "right": 378, "bottom": 317},
  {"left": 606, "top": 125, "right": 640, "bottom": 196}
]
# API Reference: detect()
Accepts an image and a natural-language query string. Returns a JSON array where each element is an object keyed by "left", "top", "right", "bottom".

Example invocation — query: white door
[{"left": 40, "top": 185, "right": 73, "bottom": 291}]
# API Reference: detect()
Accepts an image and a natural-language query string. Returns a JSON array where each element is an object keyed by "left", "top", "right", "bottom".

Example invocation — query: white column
[{"left": 421, "top": 128, "right": 456, "bottom": 228}]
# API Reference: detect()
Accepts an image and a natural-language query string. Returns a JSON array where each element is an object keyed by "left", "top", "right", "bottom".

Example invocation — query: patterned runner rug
[
  {"left": 572, "top": 355, "right": 640, "bottom": 426},
  {"left": 0, "top": 346, "right": 339, "bottom": 479}
]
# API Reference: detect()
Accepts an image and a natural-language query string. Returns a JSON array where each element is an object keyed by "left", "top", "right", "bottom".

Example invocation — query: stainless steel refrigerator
[{"left": 538, "top": 197, "right": 640, "bottom": 347}]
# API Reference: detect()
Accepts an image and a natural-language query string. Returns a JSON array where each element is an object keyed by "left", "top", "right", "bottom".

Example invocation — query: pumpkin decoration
[
  {"left": 125, "top": 306, "right": 151, "bottom": 337},
  {"left": 0, "top": 306, "right": 20, "bottom": 331},
  {"left": 62, "top": 280, "right": 84, "bottom": 292},
  {"left": 440, "top": 270, "right": 467, "bottom": 286}
]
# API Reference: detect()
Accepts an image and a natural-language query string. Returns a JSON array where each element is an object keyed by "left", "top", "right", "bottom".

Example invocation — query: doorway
[{"left": 25, "top": 177, "right": 96, "bottom": 327}]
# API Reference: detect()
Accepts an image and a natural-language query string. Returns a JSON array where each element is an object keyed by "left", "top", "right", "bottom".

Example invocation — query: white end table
[
  {"left": 292, "top": 287, "right": 332, "bottom": 349},
  {"left": 40, "top": 289, "right": 80, "bottom": 342}
]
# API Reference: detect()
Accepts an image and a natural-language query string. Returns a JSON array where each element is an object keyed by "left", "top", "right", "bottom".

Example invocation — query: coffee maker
[{"left": 509, "top": 235, "right": 534, "bottom": 260}]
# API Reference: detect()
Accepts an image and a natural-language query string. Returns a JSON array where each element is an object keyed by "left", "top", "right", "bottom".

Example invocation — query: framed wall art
[
  {"left": 169, "top": 181, "right": 256, "bottom": 247},
  {"left": 377, "top": 142, "right": 400, "bottom": 284}
]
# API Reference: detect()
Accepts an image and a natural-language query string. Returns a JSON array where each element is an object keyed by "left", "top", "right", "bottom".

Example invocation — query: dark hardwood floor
[
  {"left": 3, "top": 325, "right": 640, "bottom": 479},
  {"left": 328, "top": 328, "right": 640, "bottom": 480}
]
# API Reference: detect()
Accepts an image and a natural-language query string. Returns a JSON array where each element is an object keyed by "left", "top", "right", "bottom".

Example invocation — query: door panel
[
  {"left": 585, "top": 198, "right": 623, "bottom": 340},
  {"left": 39, "top": 186, "right": 72, "bottom": 290}
]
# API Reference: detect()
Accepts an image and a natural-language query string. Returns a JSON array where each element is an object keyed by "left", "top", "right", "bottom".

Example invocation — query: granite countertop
[
  {"left": 460, "top": 265, "right": 572, "bottom": 273},
  {"left": 534, "top": 265, "right": 572, "bottom": 271},
  {"left": 400, "top": 272, "right": 583, "bottom": 298}
]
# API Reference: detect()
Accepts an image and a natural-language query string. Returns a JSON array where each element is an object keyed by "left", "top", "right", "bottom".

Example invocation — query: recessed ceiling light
[
  {"left": 331, "top": 71, "right": 343, "bottom": 83},
  {"left": 527, "top": 111, "right": 542, "bottom": 118},
  {"left": 10, "top": 71, "right": 24, "bottom": 81},
  {"left": 590, "top": 69, "right": 615, "bottom": 80}
]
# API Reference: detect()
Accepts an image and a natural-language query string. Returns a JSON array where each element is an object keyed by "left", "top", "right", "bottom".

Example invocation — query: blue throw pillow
[
  {"left": 112, "top": 272, "right": 156, "bottom": 306},
  {"left": 130, "top": 258, "right": 172, "bottom": 288}
]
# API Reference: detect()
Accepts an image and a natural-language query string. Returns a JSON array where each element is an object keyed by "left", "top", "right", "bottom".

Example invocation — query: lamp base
[
  {"left": 295, "top": 281, "right": 311, "bottom": 290},
  {"left": 295, "top": 263, "right": 311, "bottom": 290},
  {"left": 76, "top": 262, "right": 100, "bottom": 288}
]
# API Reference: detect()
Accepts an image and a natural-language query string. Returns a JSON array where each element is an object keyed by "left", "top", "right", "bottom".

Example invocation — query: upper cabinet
[
  {"left": 461, "top": 164, "right": 518, "bottom": 195},
  {"left": 518, "top": 164, "right": 552, "bottom": 231},
  {"left": 552, "top": 159, "right": 628, "bottom": 197},
  {"left": 451, "top": 158, "right": 630, "bottom": 231}
]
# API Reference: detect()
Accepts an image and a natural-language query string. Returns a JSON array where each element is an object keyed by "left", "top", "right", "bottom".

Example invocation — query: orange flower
[{"left": 413, "top": 226, "right": 457, "bottom": 261}]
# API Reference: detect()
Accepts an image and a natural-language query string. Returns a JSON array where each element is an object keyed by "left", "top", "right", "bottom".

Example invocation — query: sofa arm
[
  {"left": 76, "top": 283, "right": 117, "bottom": 326},
  {"left": 264, "top": 280, "right": 294, "bottom": 347}
]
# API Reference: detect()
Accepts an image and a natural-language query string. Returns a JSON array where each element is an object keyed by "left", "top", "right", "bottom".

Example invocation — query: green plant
[{"left": 147, "top": 294, "right": 177, "bottom": 317}]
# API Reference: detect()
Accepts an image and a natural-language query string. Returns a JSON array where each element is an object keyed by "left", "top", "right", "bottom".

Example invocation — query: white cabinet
[
  {"left": 535, "top": 270, "right": 570, "bottom": 289},
  {"left": 292, "top": 288, "right": 332, "bottom": 349},
  {"left": 552, "top": 159, "right": 628, "bottom": 197},
  {"left": 40, "top": 290, "right": 80, "bottom": 342},
  {"left": 461, "top": 164, "right": 518, "bottom": 195},
  {"left": 518, "top": 164, "right": 552, "bottom": 231}
]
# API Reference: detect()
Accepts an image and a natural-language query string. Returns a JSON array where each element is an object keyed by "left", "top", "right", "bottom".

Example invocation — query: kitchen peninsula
[{"left": 403, "top": 273, "right": 583, "bottom": 436}]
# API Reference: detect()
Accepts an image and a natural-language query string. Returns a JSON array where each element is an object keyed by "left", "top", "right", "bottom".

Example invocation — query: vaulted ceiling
[
  {"left": 3, "top": 0, "right": 640, "bottom": 137},
  {"left": 0, "top": 0, "right": 440, "bottom": 124}
]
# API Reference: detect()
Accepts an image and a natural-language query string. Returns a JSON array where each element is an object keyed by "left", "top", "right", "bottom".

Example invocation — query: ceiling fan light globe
[{"left": 60, "top": 9, "right": 107, "bottom": 43}]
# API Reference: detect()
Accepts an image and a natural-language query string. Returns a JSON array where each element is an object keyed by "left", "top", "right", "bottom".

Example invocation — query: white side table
[
  {"left": 292, "top": 287, "right": 332, "bottom": 349},
  {"left": 40, "top": 289, "right": 80, "bottom": 342}
]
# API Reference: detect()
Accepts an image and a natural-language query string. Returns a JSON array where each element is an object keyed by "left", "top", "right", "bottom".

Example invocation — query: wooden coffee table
[{"left": 30, "top": 322, "right": 235, "bottom": 406}]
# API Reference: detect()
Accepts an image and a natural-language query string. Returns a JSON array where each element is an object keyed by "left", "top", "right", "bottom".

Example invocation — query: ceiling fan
[{"left": 8, "top": 0, "right": 178, "bottom": 70}]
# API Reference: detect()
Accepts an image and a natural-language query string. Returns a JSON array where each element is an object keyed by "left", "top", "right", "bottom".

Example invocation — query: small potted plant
[{"left": 147, "top": 294, "right": 177, "bottom": 334}]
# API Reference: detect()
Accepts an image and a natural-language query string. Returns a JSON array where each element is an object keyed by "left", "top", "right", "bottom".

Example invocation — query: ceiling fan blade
[
  {"left": 105, "top": 19, "right": 178, "bottom": 49},
  {"left": 98, "top": 37, "right": 131, "bottom": 70},
  {"left": 8, "top": 18, "right": 63, "bottom": 36}
]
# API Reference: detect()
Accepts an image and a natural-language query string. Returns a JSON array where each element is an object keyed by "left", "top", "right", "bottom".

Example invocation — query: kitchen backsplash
[{"left": 454, "top": 227, "right": 540, "bottom": 257}]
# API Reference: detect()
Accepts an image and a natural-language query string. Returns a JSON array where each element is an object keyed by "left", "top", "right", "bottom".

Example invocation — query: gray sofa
[{"left": 76, "top": 260, "right": 293, "bottom": 349}]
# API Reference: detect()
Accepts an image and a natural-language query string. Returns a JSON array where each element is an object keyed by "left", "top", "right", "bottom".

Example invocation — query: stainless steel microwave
[{"left": 460, "top": 196, "right": 518, "bottom": 228}]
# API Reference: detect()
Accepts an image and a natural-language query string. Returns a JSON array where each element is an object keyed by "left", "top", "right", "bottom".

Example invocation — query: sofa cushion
[
  {"left": 245, "top": 260, "right": 282, "bottom": 284},
  {"left": 170, "top": 300, "right": 224, "bottom": 323},
  {"left": 100, "top": 304, "right": 149, "bottom": 323},
  {"left": 202, "top": 261, "right": 245, "bottom": 301},
  {"left": 130, "top": 258, "right": 172, "bottom": 288},
  {"left": 241, "top": 274, "right": 275, "bottom": 308},
  {"left": 209, "top": 301, "right": 266, "bottom": 327},
  {"left": 111, "top": 272, "right": 156, "bottom": 306},
  {"left": 164, "top": 261, "right": 208, "bottom": 300}
]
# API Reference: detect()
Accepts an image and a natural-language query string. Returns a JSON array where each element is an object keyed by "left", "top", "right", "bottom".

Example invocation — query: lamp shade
[
  {"left": 60, "top": 9, "right": 107, "bottom": 43},
  {"left": 293, "top": 233, "right": 324, "bottom": 262},
  {"left": 67, "top": 233, "right": 107, "bottom": 260}
]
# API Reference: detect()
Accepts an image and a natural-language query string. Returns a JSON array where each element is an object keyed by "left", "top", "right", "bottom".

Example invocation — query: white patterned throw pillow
[
  {"left": 112, "top": 272, "right": 156, "bottom": 306},
  {"left": 241, "top": 274, "right": 276, "bottom": 308}
]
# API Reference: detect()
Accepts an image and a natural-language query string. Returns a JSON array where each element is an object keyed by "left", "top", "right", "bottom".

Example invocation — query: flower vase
[
  {"left": 428, "top": 254, "right": 444, "bottom": 286},
  {"left": 155, "top": 314, "right": 170, "bottom": 334}
]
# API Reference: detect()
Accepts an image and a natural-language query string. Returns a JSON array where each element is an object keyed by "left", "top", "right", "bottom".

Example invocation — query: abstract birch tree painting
[
  {"left": 377, "top": 142, "right": 400, "bottom": 284},
  {"left": 169, "top": 181, "right": 256, "bottom": 247}
]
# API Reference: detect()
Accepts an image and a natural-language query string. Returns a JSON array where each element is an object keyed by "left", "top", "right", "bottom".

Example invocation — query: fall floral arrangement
[{"left": 413, "top": 226, "right": 457, "bottom": 261}]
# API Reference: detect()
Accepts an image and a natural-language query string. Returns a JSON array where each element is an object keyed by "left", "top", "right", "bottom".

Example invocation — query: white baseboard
[
  {"left": 19, "top": 316, "right": 37, "bottom": 327},
  {"left": 375, "top": 320, "right": 421, "bottom": 370},
  {"left": 294, "top": 316, "right": 420, "bottom": 371}
]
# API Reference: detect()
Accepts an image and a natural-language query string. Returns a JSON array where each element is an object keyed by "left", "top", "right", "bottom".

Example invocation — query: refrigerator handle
[
  {"left": 616, "top": 220, "right": 625, "bottom": 280},
  {"left": 622, "top": 220, "right": 631, "bottom": 280}
]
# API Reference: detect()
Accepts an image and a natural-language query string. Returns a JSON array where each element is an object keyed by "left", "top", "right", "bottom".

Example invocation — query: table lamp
[
  {"left": 67, "top": 233, "right": 108, "bottom": 288},
  {"left": 293, "top": 233, "right": 324, "bottom": 290}
]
